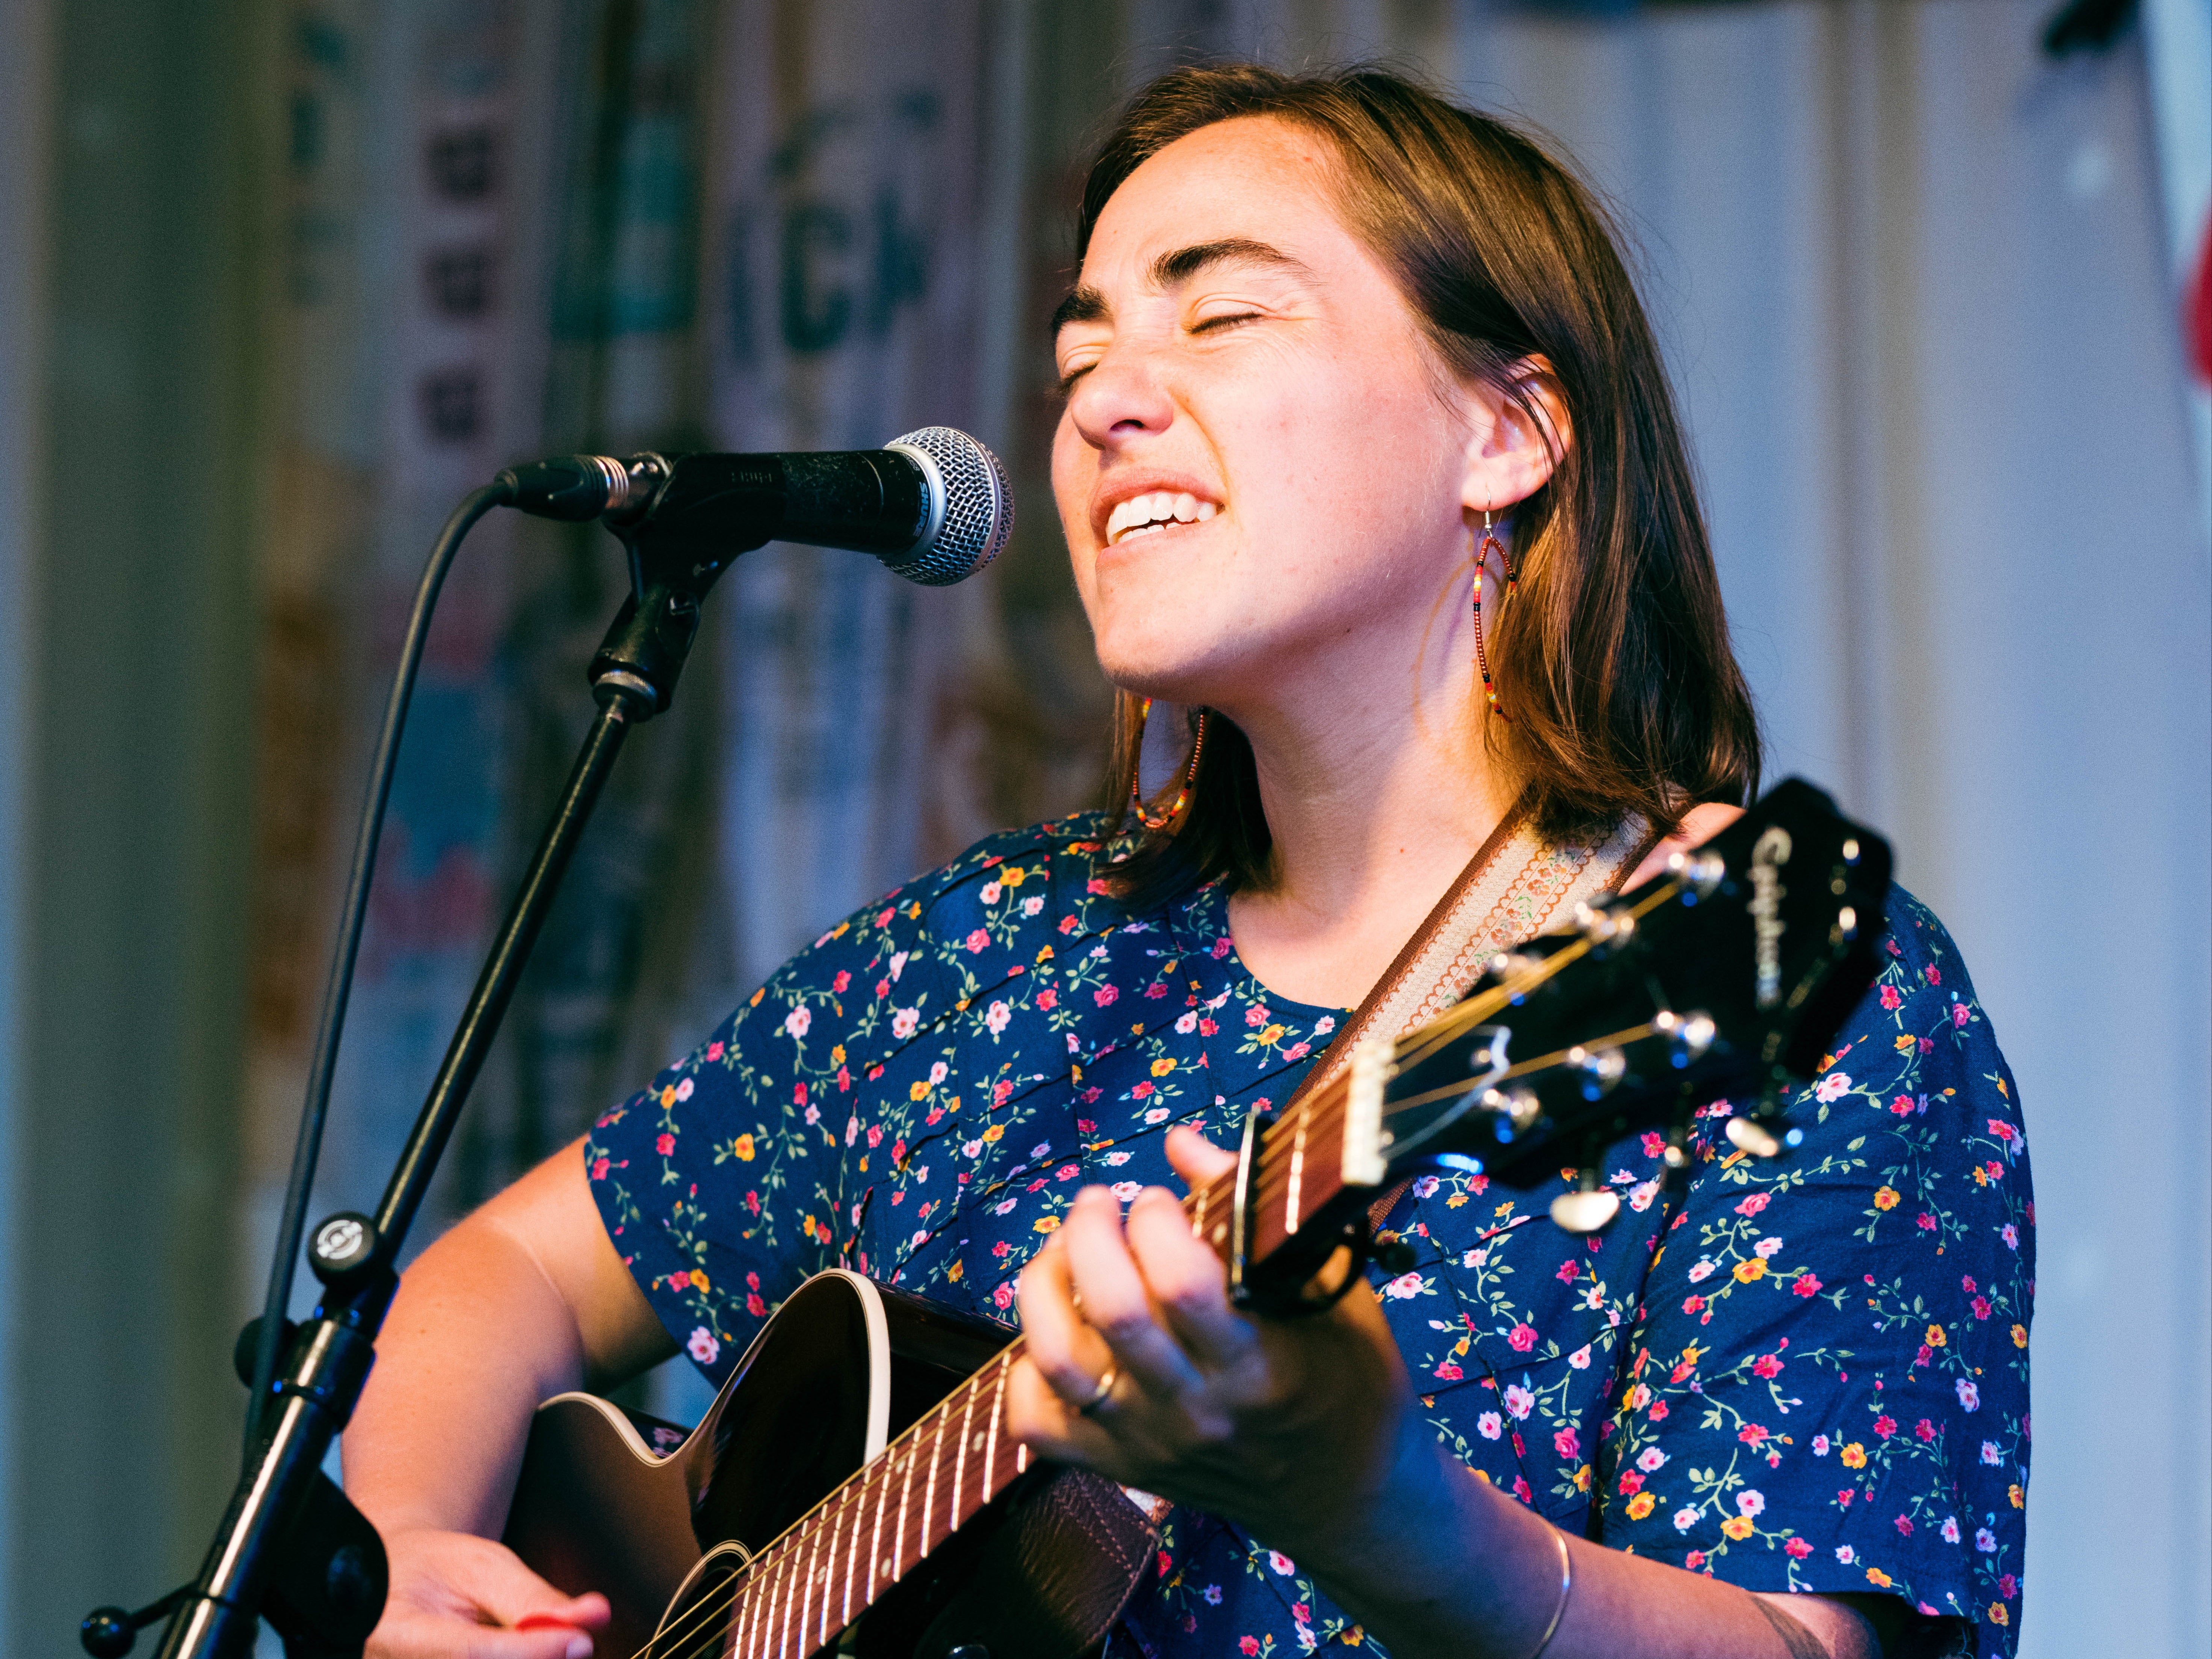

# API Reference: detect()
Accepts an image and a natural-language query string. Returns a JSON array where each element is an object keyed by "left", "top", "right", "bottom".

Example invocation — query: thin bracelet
[{"left": 1526, "top": 1528, "right": 1572, "bottom": 1659}]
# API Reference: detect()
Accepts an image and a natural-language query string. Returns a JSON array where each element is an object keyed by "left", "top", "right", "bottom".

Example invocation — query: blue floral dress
[{"left": 586, "top": 814, "right": 2033, "bottom": 1657}]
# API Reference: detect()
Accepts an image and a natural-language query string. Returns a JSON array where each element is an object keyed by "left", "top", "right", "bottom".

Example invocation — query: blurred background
[{"left": 0, "top": 0, "right": 2206, "bottom": 1653}]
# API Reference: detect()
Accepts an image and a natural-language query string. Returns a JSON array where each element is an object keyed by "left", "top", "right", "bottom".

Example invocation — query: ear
[{"left": 1459, "top": 357, "right": 1570, "bottom": 519}]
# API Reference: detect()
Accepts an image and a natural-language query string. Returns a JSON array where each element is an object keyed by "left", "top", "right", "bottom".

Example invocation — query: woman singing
[{"left": 350, "top": 64, "right": 2030, "bottom": 1659}]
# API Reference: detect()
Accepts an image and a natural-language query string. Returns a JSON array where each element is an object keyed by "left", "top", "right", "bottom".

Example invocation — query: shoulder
[
  {"left": 1829, "top": 888, "right": 2015, "bottom": 1111},
  {"left": 763, "top": 814, "right": 1127, "bottom": 974},
  {"left": 719, "top": 812, "right": 1155, "bottom": 1047}
]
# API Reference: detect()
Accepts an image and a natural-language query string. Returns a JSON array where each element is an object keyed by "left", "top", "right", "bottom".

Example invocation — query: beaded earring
[
  {"left": 1471, "top": 507, "right": 1518, "bottom": 721},
  {"left": 1129, "top": 697, "right": 1208, "bottom": 830}
]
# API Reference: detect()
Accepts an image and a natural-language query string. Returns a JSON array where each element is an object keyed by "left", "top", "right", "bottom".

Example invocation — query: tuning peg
[
  {"left": 1571, "top": 901, "right": 1634, "bottom": 946},
  {"left": 1550, "top": 1168, "right": 1620, "bottom": 1233},
  {"left": 1723, "top": 1115, "right": 1803, "bottom": 1158},
  {"left": 1652, "top": 1009, "right": 1716, "bottom": 1069},
  {"left": 1565, "top": 1044, "right": 1626, "bottom": 1100},
  {"left": 1667, "top": 848, "right": 1726, "bottom": 899},
  {"left": 1478, "top": 1085, "right": 1542, "bottom": 1142}
]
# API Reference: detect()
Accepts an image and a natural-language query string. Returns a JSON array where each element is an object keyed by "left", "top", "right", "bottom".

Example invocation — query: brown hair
[{"left": 1080, "top": 63, "right": 1761, "bottom": 907}]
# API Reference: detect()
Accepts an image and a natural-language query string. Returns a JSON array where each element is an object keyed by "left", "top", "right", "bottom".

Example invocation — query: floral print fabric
[{"left": 585, "top": 814, "right": 2032, "bottom": 1657}]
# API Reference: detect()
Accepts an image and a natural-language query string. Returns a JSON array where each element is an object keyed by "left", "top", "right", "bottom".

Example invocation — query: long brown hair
[{"left": 1084, "top": 64, "right": 1760, "bottom": 906}]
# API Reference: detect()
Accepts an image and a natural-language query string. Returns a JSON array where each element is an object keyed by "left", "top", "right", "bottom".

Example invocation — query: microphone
[{"left": 496, "top": 426, "right": 1012, "bottom": 587}]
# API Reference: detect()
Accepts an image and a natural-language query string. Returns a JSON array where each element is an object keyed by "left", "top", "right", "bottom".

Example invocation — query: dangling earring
[
  {"left": 1472, "top": 507, "right": 1517, "bottom": 721},
  {"left": 1129, "top": 697, "right": 1208, "bottom": 831}
]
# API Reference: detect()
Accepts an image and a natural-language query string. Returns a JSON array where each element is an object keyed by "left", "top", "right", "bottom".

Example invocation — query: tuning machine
[
  {"left": 1724, "top": 1114, "right": 1804, "bottom": 1159},
  {"left": 1477, "top": 1084, "right": 1543, "bottom": 1142},
  {"left": 1652, "top": 1009, "right": 1716, "bottom": 1069},
  {"left": 1481, "top": 950, "right": 1545, "bottom": 1005},
  {"left": 1571, "top": 901, "right": 1635, "bottom": 947},
  {"left": 1668, "top": 848, "right": 1726, "bottom": 900},
  {"left": 1565, "top": 1044, "right": 1626, "bottom": 1100},
  {"left": 1550, "top": 1165, "right": 1620, "bottom": 1234}
]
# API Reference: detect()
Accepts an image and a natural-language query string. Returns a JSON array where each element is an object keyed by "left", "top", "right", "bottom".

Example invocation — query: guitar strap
[
  {"left": 957, "top": 803, "right": 1653, "bottom": 1659},
  {"left": 1289, "top": 797, "right": 1653, "bottom": 1116}
]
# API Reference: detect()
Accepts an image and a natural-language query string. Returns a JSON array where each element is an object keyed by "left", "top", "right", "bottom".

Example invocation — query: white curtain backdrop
[{"left": 701, "top": 0, "right": 1027, "bottom": 1002}]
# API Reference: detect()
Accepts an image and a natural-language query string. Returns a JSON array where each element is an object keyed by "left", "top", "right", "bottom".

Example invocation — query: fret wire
[
  {"left": 894, "top": 1405, "right": 918, "bottom": 1577},
  {"left": 783, "top": 1531, "right": 810, "bottom": 1659},
  {"left": 801, "top": 1504, "right": 827, "bottom": 1659},
  {"left": 867, "top": 1442, "right": 892, "bottom": 1605},
  {"left": 952, "top": 1370, "right": 978, "bottom": 1524},
  {"left": 747, "top": 1559, "right": 773, "bottom": 1659},
  {"left": 842, "top": 1458, "right": 865, "bottom": 1632},
  {"left": 731, "top": 1556, "right": 760, "bottom": 1659},
  {"left": 1284, "top": 1101, "right": 1308, "bottom": 1234},
  {"left": 722, "top": 1570, "right": 745, "bottom": 1659},
  {"left": 819, "top": 1490, "right": 842, "bottom": 1652},
  {"left": 758, "top": 1546, "right": 783, "bottom": 1659},
  {"left": 925, "top": 1407, "right": 951, "bottom": 1557},
  {"left": 911, "top": 1407, "right": 938, "bottom": 1566},
  {"left": 785, "top": 1518, "right": 810, "bottom": 1659},
  {"left": 690, "top": 1386, "right": 917, "bottom": 1659},
  {"left": 743, "top": 1563, "right": 767, "bottom": 1659},
  {"left": 982, "top": 1348, "right": 1011, "bottom": 1497}
]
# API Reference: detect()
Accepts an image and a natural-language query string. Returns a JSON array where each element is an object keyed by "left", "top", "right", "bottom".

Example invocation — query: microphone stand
[{"left": 142, "top": 498, "right": 714, "bottom": 1659}]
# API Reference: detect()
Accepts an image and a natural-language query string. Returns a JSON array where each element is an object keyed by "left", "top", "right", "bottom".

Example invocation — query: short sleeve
[
  {"left": 1594, "top": 891, "right": 2032, "bottom": 1657},
  {"left": 582, "top": 818, "right": 1064, "bottom": 1384},
  {"left": 582, "top": 816, "right": 1136, "bottom": 1386},
  {"left": 581, "top": 886, "right": 911, "bottom": 1384}
]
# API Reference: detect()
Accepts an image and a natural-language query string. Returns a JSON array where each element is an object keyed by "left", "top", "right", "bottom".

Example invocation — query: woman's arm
[
  {"left": 1007, "top": 1128, "right": 1909, "bottom": 1659},
  {"left": 345, "top": 1138, "right": 675, "bottom": 1659}
]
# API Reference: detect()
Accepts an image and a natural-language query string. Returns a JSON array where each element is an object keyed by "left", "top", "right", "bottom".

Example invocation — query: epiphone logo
[{"left": 1748, "top": 825, "right": 1792, "bottom": 1009}]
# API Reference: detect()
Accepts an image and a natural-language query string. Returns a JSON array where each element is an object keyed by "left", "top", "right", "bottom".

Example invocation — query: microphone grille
[{"left": 884, "top": 427, "right": 1013, "bottom": 585}]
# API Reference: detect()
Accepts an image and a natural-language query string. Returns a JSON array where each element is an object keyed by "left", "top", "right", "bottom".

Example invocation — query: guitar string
[
  {"left": 630, "top": 1340, "right": 1030, "bottom": 1659},
  {"left": 626, "top": 876, "right": 1698, "bottom": 1659},
  {"left": 1361, "top": 1021, "right": 1664, "bottom": 1119},
  {"left": 1239, "top": 874, "right": 1691, "bottom": 1219}
]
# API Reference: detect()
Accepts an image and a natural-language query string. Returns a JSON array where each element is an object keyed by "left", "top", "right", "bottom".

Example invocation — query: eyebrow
[{"left": 1050, "top": 237, "right": 1317, "bottom": 335}]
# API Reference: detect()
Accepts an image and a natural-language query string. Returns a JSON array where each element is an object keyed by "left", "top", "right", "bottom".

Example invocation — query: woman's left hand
[{"left": 1005, "top": 1124, "right": 1452, "bottom": 1565}]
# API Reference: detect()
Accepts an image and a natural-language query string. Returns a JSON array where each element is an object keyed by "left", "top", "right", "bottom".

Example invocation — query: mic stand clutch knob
[{"left": 83, "top": 1589, "right": 190, "bottom": 1658}]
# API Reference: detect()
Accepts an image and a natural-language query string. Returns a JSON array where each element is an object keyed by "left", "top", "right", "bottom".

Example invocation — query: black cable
[{"left": 241, "top": 481, "right": 513, "bottom": 1463}]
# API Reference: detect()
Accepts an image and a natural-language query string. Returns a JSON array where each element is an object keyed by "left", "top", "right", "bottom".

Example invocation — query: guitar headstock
[{"left": 1340, "top": 779, "right": 1891, "bottom": 1230}]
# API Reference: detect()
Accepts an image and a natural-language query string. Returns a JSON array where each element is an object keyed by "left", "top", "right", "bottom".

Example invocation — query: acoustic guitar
[{"left": 502, "top": 779, "right": 1890, "bottom": 1659}]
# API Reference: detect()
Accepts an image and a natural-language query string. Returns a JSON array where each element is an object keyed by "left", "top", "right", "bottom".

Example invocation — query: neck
[{"left": 1217, "top": 638, "right": 1518, "bottom": 1009}]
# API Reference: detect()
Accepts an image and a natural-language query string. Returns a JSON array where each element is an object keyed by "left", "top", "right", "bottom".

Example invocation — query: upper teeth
[{"left": 1106, "top": 491, "right": 1218, "bottom": 544}]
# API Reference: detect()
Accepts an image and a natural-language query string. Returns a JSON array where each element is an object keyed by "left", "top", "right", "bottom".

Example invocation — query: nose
[{"left": 1064, "top": 339, "right": 1176, "bottom": 451}]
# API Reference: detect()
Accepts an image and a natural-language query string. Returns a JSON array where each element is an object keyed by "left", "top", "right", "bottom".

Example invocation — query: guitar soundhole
[{"left": 652, "top": 1544, "right": 749, "bottom": 1659}]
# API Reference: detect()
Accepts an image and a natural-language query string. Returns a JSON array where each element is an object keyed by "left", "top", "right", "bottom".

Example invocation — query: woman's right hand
[{"left": 367, "top": 1529, "right": 610, "bottom": 1659}]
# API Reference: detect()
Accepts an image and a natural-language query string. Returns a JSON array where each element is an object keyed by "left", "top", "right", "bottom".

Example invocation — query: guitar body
[{"left": 503, "top": 1269, "right": 1157, "bottom": 1659}]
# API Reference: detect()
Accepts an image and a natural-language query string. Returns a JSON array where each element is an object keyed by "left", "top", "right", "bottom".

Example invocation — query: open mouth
[{"left": 1105, "top": 490, "right": 1221, "bottom": 546}]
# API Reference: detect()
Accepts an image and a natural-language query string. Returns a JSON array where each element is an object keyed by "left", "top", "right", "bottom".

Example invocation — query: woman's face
[{"left": 1051, "top": 116, "right": 1486, "bottom": 727}]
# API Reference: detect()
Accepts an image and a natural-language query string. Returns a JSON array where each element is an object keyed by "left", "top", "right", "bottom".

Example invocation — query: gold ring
[{"left": 1076, "top": 1366, "right": 1120, "bottom": 1417}]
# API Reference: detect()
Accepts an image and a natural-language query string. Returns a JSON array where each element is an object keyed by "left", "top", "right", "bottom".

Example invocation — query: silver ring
[{"left": 1076, "top": 1366, "right": 1120, "bottom": 1418}]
